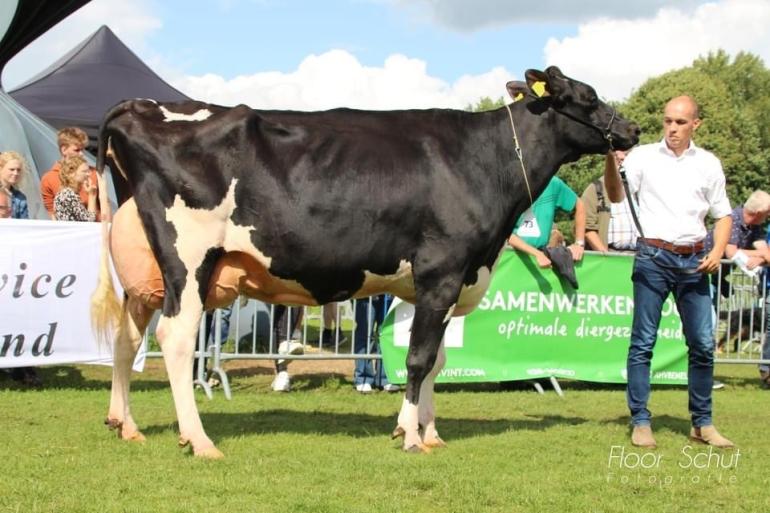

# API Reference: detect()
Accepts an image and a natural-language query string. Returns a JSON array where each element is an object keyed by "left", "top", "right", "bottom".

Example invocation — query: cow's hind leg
[
  {"left": 418, "top": 340, "right": 447, "bottom": 448},
  {"left": 157, "top": 296, "right": 222, "bottom": 459},
  {"left": 106, "top": 296, "right": 153, "bottom": 441}
]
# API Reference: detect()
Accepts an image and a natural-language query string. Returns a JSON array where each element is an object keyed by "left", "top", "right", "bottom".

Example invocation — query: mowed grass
[{"left": 0, "top": 361, "right": 767, "bottom": 513}]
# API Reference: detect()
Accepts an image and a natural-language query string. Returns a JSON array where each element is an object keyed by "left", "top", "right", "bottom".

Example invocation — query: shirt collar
[{"left": 657, "top": 138, "right": 698, "bottom": 158}]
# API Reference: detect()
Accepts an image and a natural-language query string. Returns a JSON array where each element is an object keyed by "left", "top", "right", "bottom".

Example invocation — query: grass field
[{"left": 0, "top": 360, "right": 767, "bottom": 513}]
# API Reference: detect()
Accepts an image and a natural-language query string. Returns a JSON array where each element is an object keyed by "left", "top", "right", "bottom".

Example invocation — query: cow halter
[
  {"left": 555, "top": 104, "right": 618, "bottom": 151},
  {"left": 503, "top": 102, "right": 534, "bottom": 206}
]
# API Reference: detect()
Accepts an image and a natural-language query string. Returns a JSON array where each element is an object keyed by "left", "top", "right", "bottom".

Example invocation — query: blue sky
[{"left": 5, "top": 0, "right": 770, "bottom": 109}]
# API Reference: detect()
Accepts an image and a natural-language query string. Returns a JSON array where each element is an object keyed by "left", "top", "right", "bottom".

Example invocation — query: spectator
[
  {"left": 604, "top": 95, "right": 734, "bottom": 448},
  {"left": 40, "top": 127, "right": 102, "bottom": 220},
  {"left": 353, "top": 295, "right": 398, "bottom": 393},
  {"left": 707, "top": 190, "right": 770, "bottom": 267},
  {"left": 0, "top": 151, "right": 29, "bottom": 219},
  {"left": 270, "top": 305, "right": 304, "bottom": 392},
  {"left": 706, "top": 190, "right": 770, "bottom": 354},
  {"left": 581, "top": 150, "right": 639, "bottom": 252},
  {"left": 508, "top": 176, "right": 586, "bottom": 268},
  {"left": 0, "top": 154, "right": 40, "bottom": 386},
  {"left": 53, "top": 155, "right": 98, "bottom": 222}
]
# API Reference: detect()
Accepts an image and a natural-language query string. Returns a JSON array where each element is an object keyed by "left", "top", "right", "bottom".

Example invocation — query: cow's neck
[{"left": 494, "top": 100, "right": 577, "bottom": 231}]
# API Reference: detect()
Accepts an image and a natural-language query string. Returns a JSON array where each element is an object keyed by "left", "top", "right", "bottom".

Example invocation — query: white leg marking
[
  {"left": 419, "top": 341, "right": 446, "bottom": 447},
  {"left": 107, "top": 298, "right": 147, "bottom": 441},
  {"left": 397, "top": 397, "right": 423, "bottom": 451}
]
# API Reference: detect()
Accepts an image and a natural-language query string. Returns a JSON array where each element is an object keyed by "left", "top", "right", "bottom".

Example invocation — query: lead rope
[{"left": 504, "top": 102, "right": 534, "bottom": 207}]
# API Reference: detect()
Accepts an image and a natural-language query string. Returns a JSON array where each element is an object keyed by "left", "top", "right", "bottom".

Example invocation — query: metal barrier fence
[{"left": 143, "top": 254, "right": 770, "bottom": 399}]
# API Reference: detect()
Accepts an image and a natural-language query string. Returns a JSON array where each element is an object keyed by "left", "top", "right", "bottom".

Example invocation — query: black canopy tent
[{"left": 10, "top": 24, "right": 190, "bottom": 150}]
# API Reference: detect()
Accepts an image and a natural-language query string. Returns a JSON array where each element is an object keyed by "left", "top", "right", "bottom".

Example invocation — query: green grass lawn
[{"left": 0, "top": 362, "right": 767, "bottom": 513}]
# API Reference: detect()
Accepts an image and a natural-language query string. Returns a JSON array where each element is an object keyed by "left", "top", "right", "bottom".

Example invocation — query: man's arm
[
  {"left": 697, "top": 215, "right": 732, "bottom": 273},
  {"left": 569, "top": 198, "right": 586, "bottom": 261},
  {"left": 725, "top": 241, "right": 770, "bottom": 269},
  {"left": 508, "top": 234, "right": 552, "bottom": 268},
  {"left": 603, "top": 151, "right": 625, "bottom": 203},
  {"left": 585, "top": 231, "right": 608, "bottom": 253}
]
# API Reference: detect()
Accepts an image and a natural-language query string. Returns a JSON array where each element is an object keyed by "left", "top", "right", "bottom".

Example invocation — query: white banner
[{"left": 0, "top": 219, "right": 144, "bottom": 370}]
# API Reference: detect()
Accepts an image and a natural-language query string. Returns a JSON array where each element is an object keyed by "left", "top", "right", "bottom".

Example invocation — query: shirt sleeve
[
  {"left": 40, "top": 172, "right": 55, "bottom": 215},
  {"left": 707, "top": 161, "right": 732, "bottom": 219},
  {"left": 620, "top": 147, "right": 642, "bottom": 195},
  {"left": 553, "top": 176, "right": 577, "bottom": 213},
  {"left": 581, "top": 182, "right": 600, "bottom": 231}
]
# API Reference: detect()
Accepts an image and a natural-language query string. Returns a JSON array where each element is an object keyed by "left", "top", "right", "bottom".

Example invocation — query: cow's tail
[
  {"left": 97, "top": 100, "right": 139, "bottom": 175},
  {"left": 90, "top": 220, "right": 123, "bottom": 349}
]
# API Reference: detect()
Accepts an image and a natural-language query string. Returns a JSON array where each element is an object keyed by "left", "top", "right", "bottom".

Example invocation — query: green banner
[{"left": 379, "top": 250, "right": 688, "bottom": 385}]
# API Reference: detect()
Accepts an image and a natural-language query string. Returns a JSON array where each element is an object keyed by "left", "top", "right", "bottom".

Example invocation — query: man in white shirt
[{"left": 605, "top": 96, "right": 734, "bottom": 449}]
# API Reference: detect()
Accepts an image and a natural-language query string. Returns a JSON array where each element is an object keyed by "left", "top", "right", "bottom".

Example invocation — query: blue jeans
[
  {"left": 627, "top": 240, "right": 715, "bottom": 427},
  {"left": 761, "top": 296, "right": 770, "bottom": 374},
  {"left": 353, "top": 295, "right": 391, "bottom": 387}
]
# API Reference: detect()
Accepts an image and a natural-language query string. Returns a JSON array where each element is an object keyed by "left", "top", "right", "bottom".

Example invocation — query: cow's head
[{"left": 506, "top": 66, "right": 639, "bottom": 152}]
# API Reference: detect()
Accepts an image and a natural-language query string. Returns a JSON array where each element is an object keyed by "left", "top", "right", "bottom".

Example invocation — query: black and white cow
[{"left": 92, "top": 66, "right": 639, "bottom": 458}]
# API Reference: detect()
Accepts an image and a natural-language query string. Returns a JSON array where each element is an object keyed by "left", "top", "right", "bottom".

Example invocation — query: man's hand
[
  {"left": 535, "top": 251, "right": 552, "bottom": 269},
  {"left": 568, "top": 243, "right": 584, "bottom": 261},
  {"left": 697, "top": 250, "right": 722, "bottom": 274}
]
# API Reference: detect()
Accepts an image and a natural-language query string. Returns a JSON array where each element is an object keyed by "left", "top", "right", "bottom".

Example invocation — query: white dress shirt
[{"left": 622, "top": 140, "right": 731, "bottom": 244}]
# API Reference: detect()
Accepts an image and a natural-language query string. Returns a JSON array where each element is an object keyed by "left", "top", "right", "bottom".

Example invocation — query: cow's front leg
[
  {"left": 418, "top": 340, "right": 447, "bottom": 448},
  {"left": 106, "top": 296, "right": 152, "bottom": 442},
  {"left": 395, "top": 290, "right": 456, "bottom": 453}
]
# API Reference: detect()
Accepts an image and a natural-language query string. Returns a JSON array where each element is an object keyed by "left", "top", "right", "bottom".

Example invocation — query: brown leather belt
[{"left": 639, "top": 237, "right": 704, "bottom": 255}]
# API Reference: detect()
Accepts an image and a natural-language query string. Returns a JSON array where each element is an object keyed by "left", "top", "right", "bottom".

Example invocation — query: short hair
[
  {"left": 60, "top": 155, "right": 88, "bottom": 189},
  {"left": 0, "top": 150, "right": 28, "bottom": 186},
  {"left": 744, "top": 190, "right": 770, "bottom": 213},
  {"left": 57, "top": 127, "right": 88, "bottom": 150}
]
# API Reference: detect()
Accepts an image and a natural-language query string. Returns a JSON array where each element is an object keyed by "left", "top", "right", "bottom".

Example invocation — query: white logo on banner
[
  {"left": 0, "top": 219, "right": 144, "bottom": 370},
  {"left": 390, "top": 298, "right": 464, "bottom": 348}
]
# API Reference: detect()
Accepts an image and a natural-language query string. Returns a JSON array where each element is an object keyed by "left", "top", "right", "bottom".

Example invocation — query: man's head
[
  {"left": 57, "top": 127, "right": 88, "bottom": 158},
  {"left": 0, "top": 190, "right": 11, "bottom": 218},
  {"left": 743, "top": 190, "right": 770, "bottom": 225},
  {"left": 663, "top": 96, "right": 701, "bottom": 156}
]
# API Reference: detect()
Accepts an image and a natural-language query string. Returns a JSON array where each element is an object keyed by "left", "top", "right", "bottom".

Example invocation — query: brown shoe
[
  {"left": 690, "top": 425, "right": 735, "bottom": 448},
  {"left": 631, "top": 425, "right": 656, "bottom": 448}
]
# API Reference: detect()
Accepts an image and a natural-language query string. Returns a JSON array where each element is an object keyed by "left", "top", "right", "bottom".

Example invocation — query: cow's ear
[
  {"left": 506, "top": 81, "right": 529, "bottom": 102},
  {"left": 543, "top": 66, "right": 571, "bottom": 97},
  {"left": 525, "top": 69, "right": 551, "bottom": 97}
]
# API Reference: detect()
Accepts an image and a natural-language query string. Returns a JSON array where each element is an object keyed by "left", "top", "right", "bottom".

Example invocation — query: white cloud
[
  {"left": 544, "top": 0, "right": 770, "bottom": 100},
  {"left": 172, "top": 49, "right": 515, "bottom": 110},
  {"left": 398, "top": 0, "right": 699, "bottom": 31},
  {"left": 2, "top": 0, "right": 161, "bottom": 89}
]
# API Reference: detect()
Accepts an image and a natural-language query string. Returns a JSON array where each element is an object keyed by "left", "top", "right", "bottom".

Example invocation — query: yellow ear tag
[
  {"left": 514, "top": 92, "right": 524, "bottom": 102},
  {"left": 531, "top": 81, "right": 547, "bottom": 97}
]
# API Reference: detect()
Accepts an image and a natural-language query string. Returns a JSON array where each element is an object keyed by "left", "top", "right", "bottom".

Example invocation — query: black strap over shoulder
[{"left": 593, "top": 178, "right": 610, "bottom": 213}]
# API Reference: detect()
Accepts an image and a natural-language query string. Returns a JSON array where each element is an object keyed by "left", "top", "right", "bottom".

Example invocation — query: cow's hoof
[
  {"left": 391, "top": 426, "right": 405, "bottom": 439},
  {"left": 123, "top": 431, "right": 146, "bottom": 443},
  {"left": 104, "top": 417, "right": 122, "bottom": 430},
  {"left": 195, "top": 447, "right": 225, "bottom": 460},
  {"left": 423, "top": 436, "right": 447, "bottom": 449},
  {"left": 403, "top": 443, "right": 431, "bottom": 454},
  {"left": 178, "top": 437, "right": 190, "bottom": 448}
]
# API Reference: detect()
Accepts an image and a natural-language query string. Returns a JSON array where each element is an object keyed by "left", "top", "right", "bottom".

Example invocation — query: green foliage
[{"left": 467, "top": 96, "right": 506, "bottom": 112}]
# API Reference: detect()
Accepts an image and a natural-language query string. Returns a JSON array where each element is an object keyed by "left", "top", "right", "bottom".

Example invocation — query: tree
[{"left": 467, "top": 96, "right": 506, "bottom": 112}]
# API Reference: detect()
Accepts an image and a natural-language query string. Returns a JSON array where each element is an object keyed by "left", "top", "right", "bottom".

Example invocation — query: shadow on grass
[
  {"left": 0, "top": 366, "right": 169, "bottom": 393},
  {"left": 142, "top": 410, "right": 589, "bottom": 441},
  {"left": 602, "top": 414, "right": 692, "bottom": 437}
]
